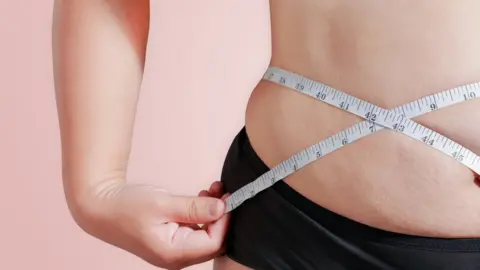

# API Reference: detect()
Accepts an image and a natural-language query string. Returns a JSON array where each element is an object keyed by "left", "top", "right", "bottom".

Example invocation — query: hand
[{"left": 75, "top": 181, "right": 230, "bottom": 270}]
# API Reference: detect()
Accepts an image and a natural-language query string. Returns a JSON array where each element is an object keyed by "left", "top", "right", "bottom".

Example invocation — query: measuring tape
[{"left": 225, "top": 67, "right": 480, "bottom": 213}]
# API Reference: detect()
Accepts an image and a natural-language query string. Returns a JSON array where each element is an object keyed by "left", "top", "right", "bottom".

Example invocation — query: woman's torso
[{"left": 216, "top": 0, "right": 480, "bottom": 269}]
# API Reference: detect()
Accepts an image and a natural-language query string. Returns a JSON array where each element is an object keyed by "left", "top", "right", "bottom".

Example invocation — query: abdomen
[{"left": 244, "top": 0, "right": 480, "bottom": 237}]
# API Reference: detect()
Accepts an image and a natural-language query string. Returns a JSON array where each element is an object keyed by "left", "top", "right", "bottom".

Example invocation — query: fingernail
[
  {"left": 209, "top": 200, "right": 222, "bottom": 217},
  {"left": 221, "top": 193, "right": 231, "bottom": 200}
]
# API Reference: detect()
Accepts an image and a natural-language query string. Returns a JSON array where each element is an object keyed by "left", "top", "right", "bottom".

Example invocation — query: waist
[{"left": 244, "top": 63, "right": 480, "bottom": 237}]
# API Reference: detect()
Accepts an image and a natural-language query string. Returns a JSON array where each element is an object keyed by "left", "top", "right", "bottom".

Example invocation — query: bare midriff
[{"left": 216, "top": 0, "right": 480, "bottom": 269}]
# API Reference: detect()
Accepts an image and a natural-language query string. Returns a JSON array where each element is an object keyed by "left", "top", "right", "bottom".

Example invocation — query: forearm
[{"left": 52, "top": 0, "right": 150, "bottom": 218}]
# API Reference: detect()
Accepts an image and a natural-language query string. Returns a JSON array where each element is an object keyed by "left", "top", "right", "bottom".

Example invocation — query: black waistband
[{"left": 221, "top": 127, "right": 480, "bottom": 270}]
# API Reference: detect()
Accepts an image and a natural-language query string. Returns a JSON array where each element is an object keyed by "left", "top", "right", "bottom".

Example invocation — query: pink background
[{"left": 0, "top": 1, "right": 270, "bottom": 269}]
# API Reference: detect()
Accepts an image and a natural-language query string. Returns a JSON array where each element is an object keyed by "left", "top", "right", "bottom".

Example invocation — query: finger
[
  {"left": 198, "top": 192, "right": 231, "bottom": 229},
  {"left": 169, "top": 194, "right": 231, "bottom": 265},
  {"left": 178, "top": 211, "right": 231, "bottom": 262},
  {"left": 171, "top": 225, "right": 197, "bottom": 243},
  {"left": 204, "top": 211, "right": 230, "bottom": 241},
  {"left": 220, "top": 193, "right": 230, "bottom": 201},
  {"left": 208, "top": 181, "right": 224, "bottom": 198},
  {"left": 204, "top": 193, "right": 231, "bottom": 238},
  {"left": 183, "top": 194, "right": 231, "bottom": 252},
  {"left": 162, "top": 195, "right": 225, "bottom": 224},
  {"left": 198, "top": 190, "right": 210, "bottom": 197}
]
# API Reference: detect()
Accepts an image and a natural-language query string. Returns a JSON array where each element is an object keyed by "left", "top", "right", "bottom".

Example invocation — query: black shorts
[{"left": 221, "top": 127, "right": 480, "bottom": 270}]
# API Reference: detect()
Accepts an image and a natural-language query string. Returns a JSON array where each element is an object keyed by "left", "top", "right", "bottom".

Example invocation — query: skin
[{"left": 52, "top": 0, "right": 480, "bottom": 269}]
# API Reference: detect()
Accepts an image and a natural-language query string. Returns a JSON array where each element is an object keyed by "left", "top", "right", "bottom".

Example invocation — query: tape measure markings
[
  {"left": 225, "top": 67, "right": 480, "bottom": 212},
  {"left": 272, "top": 67, "right": 480, "bottom": 168},
  {"left": 268, "top": 68, "right": 478, "bottom": 161}
]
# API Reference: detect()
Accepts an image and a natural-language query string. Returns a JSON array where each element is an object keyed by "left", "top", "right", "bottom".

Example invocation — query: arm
[
  {"left": 52, "top": 0, "right": 148, "bottom": 221},
  {"left": 52, "top": 0, "right": 229, "bottom": 268}
]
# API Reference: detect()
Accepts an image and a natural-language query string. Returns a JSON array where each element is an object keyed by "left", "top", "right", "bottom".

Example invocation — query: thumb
[{"left": 163, "top": 194, "right": 225, "bottom": 224}]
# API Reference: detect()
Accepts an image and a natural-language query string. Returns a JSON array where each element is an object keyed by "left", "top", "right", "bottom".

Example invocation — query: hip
[{"left": 218, "top": 126, "right": 480, "bottom": 270}]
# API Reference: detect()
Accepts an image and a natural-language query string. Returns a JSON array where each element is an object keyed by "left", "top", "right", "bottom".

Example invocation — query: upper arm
[{"left": 52, "top": 0, "right": 151, "bottom": 203}]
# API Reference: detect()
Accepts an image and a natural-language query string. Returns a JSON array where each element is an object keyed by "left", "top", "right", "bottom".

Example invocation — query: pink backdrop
[{"left": 0, "top": 1, "right": 270, "bottom": 269}]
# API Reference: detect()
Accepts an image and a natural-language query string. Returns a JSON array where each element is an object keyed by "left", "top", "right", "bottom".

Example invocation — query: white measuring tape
[{"left": 225, "top": 67, "right": 480, "bottom": 213}]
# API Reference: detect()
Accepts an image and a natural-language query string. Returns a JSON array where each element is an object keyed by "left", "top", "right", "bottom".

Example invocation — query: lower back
[{"left": 245, "top": 0, "right": 480, "bottom": 237}]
